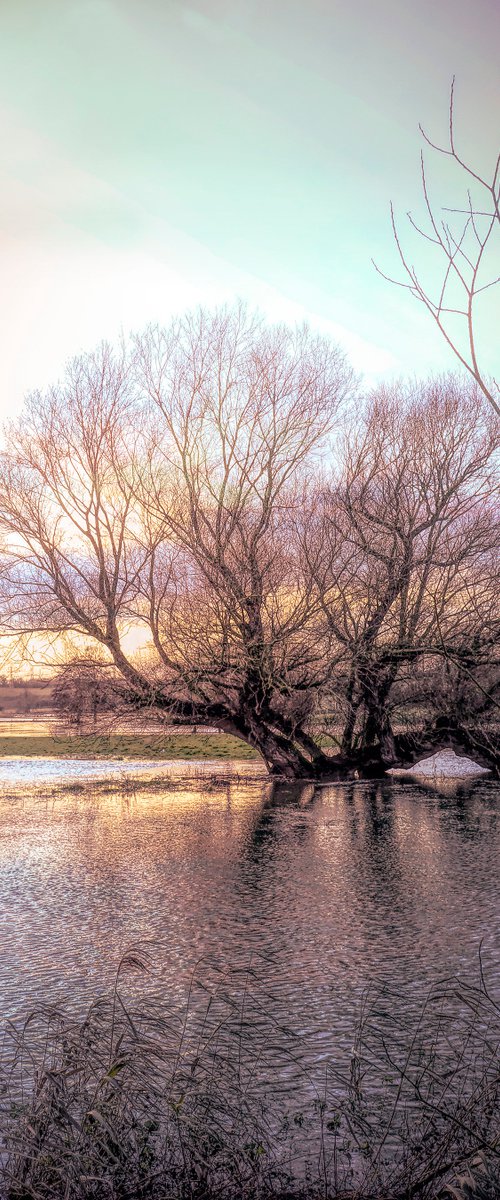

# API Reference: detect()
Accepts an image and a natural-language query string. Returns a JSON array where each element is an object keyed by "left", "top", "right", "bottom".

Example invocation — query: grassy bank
[
  {"left": 2, "top": 954, "right": 500, "bottom": 1199},
  {"left": 0, "top": 732, "right": 259, "bottom": 761}
]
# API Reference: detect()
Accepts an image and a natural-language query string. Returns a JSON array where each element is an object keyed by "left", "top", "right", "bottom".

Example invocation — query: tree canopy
[{"left": 0, "top": 307, "right": 498, "bottom": 778}]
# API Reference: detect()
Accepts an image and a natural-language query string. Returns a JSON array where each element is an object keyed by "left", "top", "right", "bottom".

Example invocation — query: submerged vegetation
[{"left": 2, "top": 951, "right": 500, "bottom": 1199}]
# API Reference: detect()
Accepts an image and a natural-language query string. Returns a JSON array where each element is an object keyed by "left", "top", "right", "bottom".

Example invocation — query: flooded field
[{"left": 1, "top": 752, "right": 499, "bottom": 1077}]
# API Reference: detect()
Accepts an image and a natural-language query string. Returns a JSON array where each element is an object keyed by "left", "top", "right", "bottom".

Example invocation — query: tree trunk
[
  {"left": 108, "top": 663, "right": 338, "bottom": 780},
  {"left": 363, "top": 712, "right": 396, "bottom": 765},
  {"left": 340, "top": 668, "right": 359, "bottom": 757},
  {"left": 359, "top": 663, "right": 398, "bottom": 766},
  {"left": 234, "top": 713, "right": 322, "bottom": 779},
  {"left": 231, "top": 665, "right": 335, "bottom": 778}
]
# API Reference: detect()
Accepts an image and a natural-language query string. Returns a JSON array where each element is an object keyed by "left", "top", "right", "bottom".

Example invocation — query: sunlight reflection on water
[{"left": 0, "top": 756, "right": 265, "bottom": 786}]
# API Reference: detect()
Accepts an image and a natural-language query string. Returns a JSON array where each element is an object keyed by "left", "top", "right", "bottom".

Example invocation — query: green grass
[{"left": 0, "top": 732, "right": 259, "bottom": 761}]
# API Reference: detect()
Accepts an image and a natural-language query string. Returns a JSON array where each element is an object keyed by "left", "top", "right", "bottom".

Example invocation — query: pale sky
[{"left": 0, "top": 0, "right": 498, "bottom": 418}]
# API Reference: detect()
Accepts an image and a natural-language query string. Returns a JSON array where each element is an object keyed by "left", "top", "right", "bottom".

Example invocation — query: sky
[{"left": 0, "top": 0, "right": 498, "bottom": 420}]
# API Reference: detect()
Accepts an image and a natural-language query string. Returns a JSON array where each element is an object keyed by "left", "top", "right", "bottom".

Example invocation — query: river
[{"left": 1, "top": 752, "right": 499, "bottom": 1071}]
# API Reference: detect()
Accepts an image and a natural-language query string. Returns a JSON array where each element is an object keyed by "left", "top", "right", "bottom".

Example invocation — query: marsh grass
[
  {"left": 2, "top": 950, "right": 500, "bottom": 1199},
  {"left": 18, "top": 770, "right": 265, "bottom": 807}
]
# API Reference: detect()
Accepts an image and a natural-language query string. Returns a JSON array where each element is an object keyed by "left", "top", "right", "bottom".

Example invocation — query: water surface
[{"left": 1, "top": 758, "right": 499, "bottom": 1068}]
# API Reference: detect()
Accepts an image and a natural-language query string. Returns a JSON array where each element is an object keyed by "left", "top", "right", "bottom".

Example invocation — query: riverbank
[
  {"left": 0, "top": 725, "right": 497, "bottom": 780},
  {"left": 0, "top": 732, "right": 259, "bottom": 760}
]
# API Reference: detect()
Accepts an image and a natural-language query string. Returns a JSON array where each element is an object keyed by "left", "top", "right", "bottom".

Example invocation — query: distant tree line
[
  {"left": 0, "top": 676, "right": 49, "bottom": 688},
  {"left": 0, "top": 306, "right": 498, "bottom": 778}
]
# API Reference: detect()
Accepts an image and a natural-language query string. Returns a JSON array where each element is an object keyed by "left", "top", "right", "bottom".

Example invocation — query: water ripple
[{"left": 1, "top": 763, "right": 499, "bottom": 1084}]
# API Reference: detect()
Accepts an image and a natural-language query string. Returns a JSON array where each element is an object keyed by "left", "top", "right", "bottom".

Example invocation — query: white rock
[{"left": 387, "top": 749, "right": 490, "bottom": 779}]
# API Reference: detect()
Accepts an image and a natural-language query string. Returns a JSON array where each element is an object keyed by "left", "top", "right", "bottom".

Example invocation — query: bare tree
[
  {"left": 0, "top": 307, "right": 354, "bottom": 779},
  {"left": 132, "top": 306, "right": 354, "bottom": 776},
  {"left": 305, "top": 376, "right": 499, "bottom": 766},
  {"left": 0, "top": 341, "right": 153, "bottom": 694},
  {"left": 52, "top": 655, "right": 122, "bottom": 730},
  {"left": 1, "top": 309, "right": 497, "bottom": 776},
  {"left": 376, "top": 79, "right": 500, "bottom": 416}
]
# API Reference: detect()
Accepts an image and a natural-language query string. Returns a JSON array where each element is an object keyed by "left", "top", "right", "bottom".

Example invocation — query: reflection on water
[
  {"left": 1, "top": 762, "right": 499, "bottom": 1080},
  {"left": 0, "top": 756, "right": 265, "bottom": 787}
]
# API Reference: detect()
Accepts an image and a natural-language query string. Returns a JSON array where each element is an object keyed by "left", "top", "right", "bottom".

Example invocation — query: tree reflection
[{"left": 240, "top": 780, "right": 317, "bottom": 864}]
